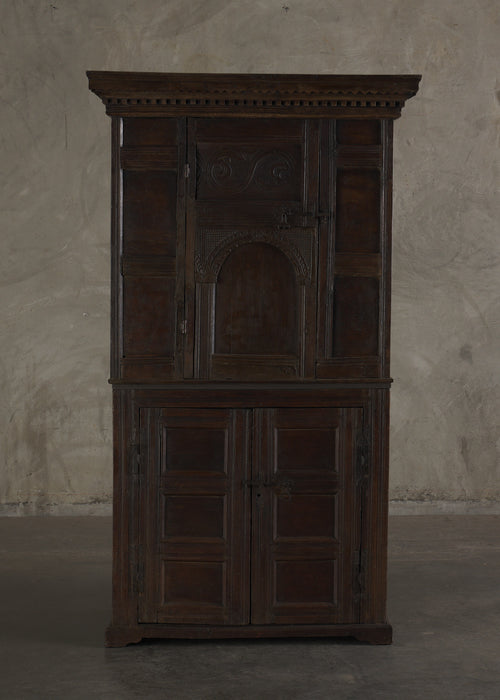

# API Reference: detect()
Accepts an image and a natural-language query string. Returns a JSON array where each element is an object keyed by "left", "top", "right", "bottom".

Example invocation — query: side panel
[
  {"left": 316, "top": 119, "right": 392, "bottom": 379},
  {"left": 115, "top": 117, "right": 186, "bottom": 381}
]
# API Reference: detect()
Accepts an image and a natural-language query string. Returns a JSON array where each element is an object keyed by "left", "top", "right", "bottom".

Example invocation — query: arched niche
[{"left": 215, "top": 242, "right": 299, "bottom": 357}]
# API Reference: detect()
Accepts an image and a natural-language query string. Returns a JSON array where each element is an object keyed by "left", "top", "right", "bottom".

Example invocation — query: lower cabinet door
[
  {"left": 250, "top": 407, "right": 362, "bottom": 625},
  {"left": 137, "top": 405, "right": 362, "bottom": 627},
  {"left": 138, "top": 407, "right": 252, "bottom": 625}
]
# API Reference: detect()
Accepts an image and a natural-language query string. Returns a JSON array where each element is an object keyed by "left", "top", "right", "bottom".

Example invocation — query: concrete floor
[{"left": 0, "top": 516, "right": 499, "bottom": 700}]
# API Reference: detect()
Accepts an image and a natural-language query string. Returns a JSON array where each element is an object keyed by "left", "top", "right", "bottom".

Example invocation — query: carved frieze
[{"left": 196, "top": 145, "right": 300, "bottom": 200}]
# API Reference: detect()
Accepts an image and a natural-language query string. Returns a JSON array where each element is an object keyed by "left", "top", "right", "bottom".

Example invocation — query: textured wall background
[{"left": 2, "top": 0, "right": 499, "bottom": 514}]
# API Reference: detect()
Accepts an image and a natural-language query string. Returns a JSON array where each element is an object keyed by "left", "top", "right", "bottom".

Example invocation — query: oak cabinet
[{"left": 88, "top": 72, "right": 420, "bottom": 646}]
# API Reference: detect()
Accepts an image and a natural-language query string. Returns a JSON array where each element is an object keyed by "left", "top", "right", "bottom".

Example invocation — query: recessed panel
[
  {"left": 122, "top": 276, "right": 175, "bottom": 356},
  {"left": 195, "top": 118, "right": 304, "bottom": 141},
  {"left": 333, "top": 276, "right": 379, "bottom": 357},
  {"left": 123, "top": 117, "right": 179, "bottom": 145},
  {"left": 335, "top": 168, "right": 380, "bottom": 253},
  {"left": 162, "top": 561, "right": 225, "bottom": 606},
  {"left": 123, "top": 171, "right": 177, "bottom": 256},
  {"left": 163, "top": 496, "right": 225, "bottom": 539},
  {"left": 276, "top": 495, "right": 337, "bottom": 539},
  {"left": 275, "top": 560, "right": 336, "bottom": 604},
  {"left": 276, "top": 428, "right": 337, "bottom": 471},
  {"left": 336, "top": 120, "right": 381, "bottom": 145},
  {"left": 215, "top": 243, "right": 298, "bottom": 356},
  {"left": 163, "top": 427, "right": 227, "bottom": 473}
]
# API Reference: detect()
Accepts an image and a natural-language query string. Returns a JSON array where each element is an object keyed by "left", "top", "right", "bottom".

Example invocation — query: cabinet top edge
[{"left": 87, "top": 71, "right": 421, "bottom": 119}]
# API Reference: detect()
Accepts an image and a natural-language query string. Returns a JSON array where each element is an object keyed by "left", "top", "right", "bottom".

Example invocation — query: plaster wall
[{"left": 1, "top": 0, "right": 499, "bottom": 514}]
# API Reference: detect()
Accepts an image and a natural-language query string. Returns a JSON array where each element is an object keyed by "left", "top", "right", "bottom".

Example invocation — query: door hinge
[
  {"left": 184, "top": 163, "right": 190, "bottom": 178},
  {"left": 180, "top": 319, "right": 188, "bottom": 335}
]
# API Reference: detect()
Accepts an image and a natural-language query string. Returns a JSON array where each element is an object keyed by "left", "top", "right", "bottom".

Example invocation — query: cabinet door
[
  {"left": 251, "top": 407, "right": 362, "bottom": 625},
  {"left": 138, "top": 407, "right": 251, "bottom": 625},
  {"left": 185, "top": 118, "right": 319, "bottom": 380}
]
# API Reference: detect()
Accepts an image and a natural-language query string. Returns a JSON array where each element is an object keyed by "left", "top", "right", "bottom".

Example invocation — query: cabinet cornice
[{"left": 87, "top": 72, "right": 421, "bottom": 119}]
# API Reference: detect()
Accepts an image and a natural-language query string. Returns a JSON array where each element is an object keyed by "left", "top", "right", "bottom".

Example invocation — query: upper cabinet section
[{"left": 88, "top": 73, "right": 420, "bottom": 384}]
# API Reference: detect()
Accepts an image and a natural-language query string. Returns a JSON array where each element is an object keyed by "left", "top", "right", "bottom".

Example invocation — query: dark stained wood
[
  {"left": 139, "top": 408, "right": 251, "bottom": 625},
  {"left": 106, "top": 622, "right": 392, "bottom": 647},
  {"left": 87, "top": 71, "right": 420, "bottom": 119},
  {"left": 215, "top": 243, "right": 299, "bottom": 356},
  {"left": 89, "top": 73, "right": 420, "bottom": 647},
  {"left": 251, "top": 407, "right": 361, "bottom": 625}
]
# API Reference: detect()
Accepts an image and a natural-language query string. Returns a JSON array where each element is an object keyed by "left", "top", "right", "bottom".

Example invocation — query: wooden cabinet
[{"left": 88, "top": 72, "right": 420, "bottom": 646}]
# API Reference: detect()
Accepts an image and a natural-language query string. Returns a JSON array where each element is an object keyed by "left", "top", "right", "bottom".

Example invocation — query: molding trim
[{"left": 87, "top": 72, "right": 421, "bottom": 119}]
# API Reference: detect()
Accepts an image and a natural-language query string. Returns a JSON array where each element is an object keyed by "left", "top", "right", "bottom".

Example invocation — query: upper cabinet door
[
  {"left": 185, "top": 118, "right": 320, "bottom": 380},
  {"left": 116, "top": 117, "right": 187, "bottom": 382},
  {"left": 316, "top": 119, "right": 392, "bottom": 379}
]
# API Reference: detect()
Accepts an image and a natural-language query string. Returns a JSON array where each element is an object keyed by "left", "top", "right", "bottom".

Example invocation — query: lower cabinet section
[{"left": 108, "top": 386, "right": 392, "bottom": 646}]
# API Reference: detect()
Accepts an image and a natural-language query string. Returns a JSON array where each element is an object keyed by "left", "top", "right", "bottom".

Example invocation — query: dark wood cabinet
[{"left": 88, "top": 72, "right": 420, "bottom": 646}]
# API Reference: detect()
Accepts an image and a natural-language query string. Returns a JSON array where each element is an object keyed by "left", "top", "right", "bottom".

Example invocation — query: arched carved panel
[
  {"left": 215, "top": 243, "right": 298, "bottom": 357},
  {"left": 195, "top": 228, "right": 314, "bottom": 284}
]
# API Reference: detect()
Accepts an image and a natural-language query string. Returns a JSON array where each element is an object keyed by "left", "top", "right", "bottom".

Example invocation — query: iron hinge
[
  {"left": 180, "top": 319, "right": 188, "bottom": 335},
  {"left": 184, "top": 163, "right": 190, "bottom": 178}
]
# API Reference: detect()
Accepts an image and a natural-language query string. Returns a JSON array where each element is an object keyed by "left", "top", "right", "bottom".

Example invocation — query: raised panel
[
  {"left": 162, "top": 427, "right": 227, "bottom": 474},
  {"left": 276, "top": 428, "right": 337, "bottom": 472},
  {"left": 336, "top": 120, "right": 381, "bottom": 145},
  {"left": 333, "top": 276, "right": 379, "bottom": 357},
  {"left": 161, "top": 561, "right": 225, "bottom": 607},
  {"left": 275, "top": 560, "right": 336, "bottom": 604},
  {"left": 215, "top": 243, "right": 299, "bottom": 356},
  {"left": 123, "top": 117, "right": 179, "bottom": 145},
  {"left": 275, "top": 494, "right": 337, "bottom": 540},
  {"left": 163, "top": 495, "right": 226, "bottom": 539},
  {"left": 335, "top": 169, "right": 380, "bottom": 254},
  {"left": 122, "top": 276, "right": 176, "bottom": 357},
  {"left": 123, "top": 170, "right": 178, "bottom": 256}
]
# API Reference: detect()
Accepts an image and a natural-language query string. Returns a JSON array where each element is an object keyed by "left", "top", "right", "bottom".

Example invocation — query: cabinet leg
[
  {"left": 352, "top": 624, "right": 393, "bottom": 645},
  {"left": 105, "top": 625, "right": 143, "bottom": 648}
]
